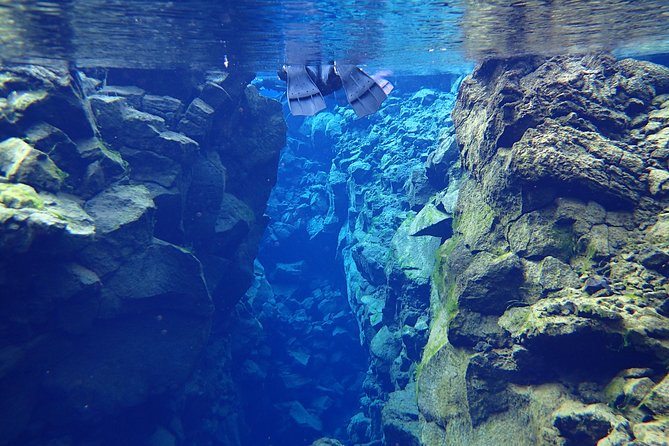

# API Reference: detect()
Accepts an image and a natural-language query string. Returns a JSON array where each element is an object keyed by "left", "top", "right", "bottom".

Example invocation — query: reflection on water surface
[{"left": 0, "top": 0, "right": 668, "bottom": 74}]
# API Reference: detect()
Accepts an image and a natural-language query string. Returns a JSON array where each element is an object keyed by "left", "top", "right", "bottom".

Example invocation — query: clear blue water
[{"left": 2, "top": 2, "right": 669, "bottom": 446}]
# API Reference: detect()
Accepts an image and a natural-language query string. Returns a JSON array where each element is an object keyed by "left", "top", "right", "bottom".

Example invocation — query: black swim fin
[
  {"left": 285, "top": 65, "right": 326, "bottom": 116},
  {"left": 335, "top": 64, "right": 389, "bottom": 118}
]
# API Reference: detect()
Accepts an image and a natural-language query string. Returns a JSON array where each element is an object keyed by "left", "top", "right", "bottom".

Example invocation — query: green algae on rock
[
  {"left": 418, "top": 54, "right": 669, "bottom": 446},
  {"left": 0, "top": 63, "right": 284, "bottom": 445}
]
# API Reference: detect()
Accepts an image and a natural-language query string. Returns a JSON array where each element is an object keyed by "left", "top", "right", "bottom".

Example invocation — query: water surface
[{"left": 1, "top": 0, "right": 668, "bottom": 74}]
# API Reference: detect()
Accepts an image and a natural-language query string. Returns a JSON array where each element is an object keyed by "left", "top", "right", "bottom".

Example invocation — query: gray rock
[
  {"left": 24, "top": 123, "right": 86, "bottom": 186},
  {"left": 310, "top": 438, "right": 344, "bottom": 446},
  {"left": 632, "top": 420, "right": 669, "bottom": 446},
  {"left": 142, "top": 95, "right": 183, "bottom": 126},
  {"left": 153, "top": 131, "right": 199, "bottom": 162},
  {"left": 79, "top": 185, "right": 155, "bottom": 276},
  {"left": 214, "top": 193, "right": 255, "bottom": 244},
  {"left": 509, "top": 122, "right": 645, "bottom": 206},
  {"left": 608, "top": 376, "right": 656, "bottom": 409},
  {"left": 76, "top": 138, "right": 127, "bottom": 198},
  {"left": 381, "top": 388, "right": 421, "bottom": 446},
  {"left": 148, "top": 427, "right": 176, "bottom": 446},
  {"left": 283, "top": 401, "right": 322, "bottom": 432},
  {"left": 448, "top": 309, "right": 509, "bottom": 349},
  {"left": 99, "top": 85, "right": 145, "bottom": 109},
  {"left": 348, "top": 161, "right": 372, "bottom": 182},
  {"left": 178, "top": 98, "right": 214, "bottom": 142},
  {"left": 351, "top": 242, "right": 387, "bottom": 286},
  {"left": 401, "top": 325, "right": 426, "bottom": 362},
  {"left": 121, "top": 147, "right": 181, "bottom": 189},
  {"left": 507, "top": 210, "right": 576, "bottom": 261},
  {"left": 584, "top": 274, "right": 609, "bottom": 294},
  {"left": 458, "top": 252, "right": 524, "bottom": 315},
  {"left": 392, "top": 214, "right": 442, "bottom": 282},
  {"left": 370, "top": 326, "right": 402, "bottom": 364},
  {"left": 641, "top": 373, "right": 669, "bottom": 417},
  {"left": 0, "top": 138, "right": 65, "bottom": 192},
  {"left": 553, "top": 402, "right": 631, "bottom": 445},
  {"left": 410, "top": 202, "right": 453, "bottom": 238},
  {"left": 85, "top": 184, "right": 154, "bottom": 236},
  {"left": 538, "top": 256, "right": 580, "bottom": 292},
  {"left": 347, "top": 412, "right": 371, "bottom": 444},
  {"left": 425, "top": 133, "right": 458, "bottom": 188},
  {"left": 0, "top": 183, "right": 95, "bottom": 254},
  {"left": 34, "top": 262, "right": 102, "bottom": 334},
  {"left": 90, "top": 95, "right": 166, "bottom": 150},
  {"left": 0, "top": 65, "right": 96, "bottom": 139},
  {"left": 271, "top": 261, "right": 305, "bottom": 282},
  {"left": 200, "top": 82, "right": 231, "bottom": 109},
  {"left": 638, "top": 246, "right": 669, "bottom": 274},
  {"left": 101, "top": 240, "right": 212, "bottom": 315}
]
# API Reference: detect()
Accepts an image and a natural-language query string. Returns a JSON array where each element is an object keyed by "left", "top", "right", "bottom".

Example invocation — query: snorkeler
[{"left": 278, "top": 62, "right": 393, "bottom": 118}]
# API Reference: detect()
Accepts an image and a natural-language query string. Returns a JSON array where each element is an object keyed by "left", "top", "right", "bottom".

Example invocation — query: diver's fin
[
  {"left": 336, "top": 64, "right": 388, "bottom": 118},
  {"left": 372, "top": 74, "right": 394, "bottom": 95},
  {"left": 285, "top": 65, "right": 326, "bottom": 116}
]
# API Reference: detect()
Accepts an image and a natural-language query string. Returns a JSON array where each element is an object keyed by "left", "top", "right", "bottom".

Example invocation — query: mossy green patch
[
  {"left": 9, "top": 90, "right": 48, "bottom": 112},
  {"left": 97, "top": 139, "right": 127, "bottom": 168},
  {"left": 551, "top": 225, "right": 577, "bottom": 259},
  {"left": 573, "top": 240, "right": 598, "bottom": 274},
  {"left": 431, "top": 236, "right": 458, "bottom": 297},
  {"left": 453, "top": 198, "right": 495, "bottom": 246},
  {"left": 0, "top": 183, "right": 44, "bottom": 209},
  {"left": 418, "top": 237, "right": 462, "bottom": 381},
  {"left": 416, "top": 303, "right": 451, "bottom": 381}
]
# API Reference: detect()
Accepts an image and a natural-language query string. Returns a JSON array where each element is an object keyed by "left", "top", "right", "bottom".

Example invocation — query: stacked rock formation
[
  {"left": 418, "top": 54, "right": 669, "bottom": 446},
  {"left": 0, "top": 64, "right": 284, "bottom": 445}
]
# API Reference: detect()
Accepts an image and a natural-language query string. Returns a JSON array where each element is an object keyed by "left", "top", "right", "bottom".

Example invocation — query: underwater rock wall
[
  {"left": 0, "top": 64, "right": 284, "bottom": 445},
  {"left": 332, "top": 81, "right": 461, "bottom": 444},
  {"left": 251, "top": 76, "right": 463, "bottom": 446},
  {"left": 418, "top": 54, "right": 669, "bottom": 446}
]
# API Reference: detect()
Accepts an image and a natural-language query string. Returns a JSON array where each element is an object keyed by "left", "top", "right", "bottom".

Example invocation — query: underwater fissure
[{"left": 1, "top": 33, "right": 669, "bottom": 446}]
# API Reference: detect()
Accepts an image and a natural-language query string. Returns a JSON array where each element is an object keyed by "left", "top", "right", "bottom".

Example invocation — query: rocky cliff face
[
  {"left": 0, "top": 64, "right": 284, "bottom": 445},
  {"left": 242, "top": 76, "right": 462, "bottom": 446},
  {"left": 418, "top": 54, "right": 669, "bottom": 446}
]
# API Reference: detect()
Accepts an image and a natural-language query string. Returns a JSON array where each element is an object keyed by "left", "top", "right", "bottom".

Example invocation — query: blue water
[
  {"left": 1, "top": 1, "right": 669, "bottom": 446},
  {"left": 2, "top": 0, "right": 669, "bottom": 73}
]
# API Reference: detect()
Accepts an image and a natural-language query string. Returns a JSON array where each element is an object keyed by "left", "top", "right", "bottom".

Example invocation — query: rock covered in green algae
[
  {"left": 632, "top": 420, "right": 669, "bottom": 446},
  {"left": 641, "top": 374, "right": 669, "bottom": 417},
  {"left": 419, "top": 54, "right": 669, "bottom": 446},
  {"left": 0, "top": 62, "right": 285, "bottom": 445},
  {"left": 0, "top": 137, "right": 66, "bottom": 192},
  {"left": 0, "top": 65, "right": 97, "bottom": 139},
  {"left": 0, "top": 182, "right": 95, "bottom": 253}
]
